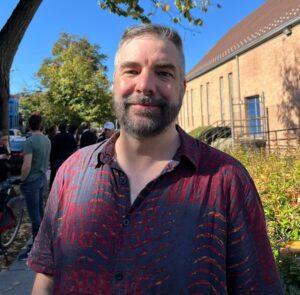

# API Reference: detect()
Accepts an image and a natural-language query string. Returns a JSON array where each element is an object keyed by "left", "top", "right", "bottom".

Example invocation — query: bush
[{"left": 228, "top": 147, "right": 300, "bottom": 293}]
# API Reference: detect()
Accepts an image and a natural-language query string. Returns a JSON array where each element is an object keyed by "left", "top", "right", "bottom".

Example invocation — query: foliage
[
  {"left": 19, "top": 91, "right": 79, "bottom": 128},
  {"left": 189, "top": 125, "right": 212, "bottom": 138},
  {"left": 189, "top": 126, "right": 231, "bottom": 145},
  {"left": 23, "top": 33, "right": 114, "bottom": 127},
  {"left": 98, "top": 0, "right": 221, "bottom": 27},
  {"left": 228, "top": 147, "right": 300, "bottom": 293},
  {"left": 278, "top": 255, "right": 300, "bottom": 294}
]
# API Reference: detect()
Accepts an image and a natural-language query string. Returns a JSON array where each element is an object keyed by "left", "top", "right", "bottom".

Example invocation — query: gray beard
[{"left": 113, "top": 95, "right": 182, "bottom": 138}]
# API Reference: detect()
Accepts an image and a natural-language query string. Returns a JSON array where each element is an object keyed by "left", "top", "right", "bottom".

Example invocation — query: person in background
[
  {"left": 68, "top": 124, "right": 79, "bottom": 145},
  {"left": 49, "top": 122, "right": 77, "bottom": 189},
  {"left": 28, "top": 24, "right": 282, "bottom": 294},
  {"left": 79, "top": 122, "right": 97, "bottom": 148},
  {"left": 46, "top": 125, "right": 57, "bottom": 141},
  {"left": 19, "top": 114, "right": 51, "bottom": 260},
  {"left": 47, "top": 125, "right": 58, "bottom": 189},
  {"left": 0, "top": 131, "right": 11, "bottom": 182},
  {"left": 97, "top": 121, "right": 115, "bottom": 143}
]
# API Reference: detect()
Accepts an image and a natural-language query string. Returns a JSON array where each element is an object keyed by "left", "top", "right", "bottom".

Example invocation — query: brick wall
[{"left": 181, "top": 23, "right": 300, "bottom": 139}]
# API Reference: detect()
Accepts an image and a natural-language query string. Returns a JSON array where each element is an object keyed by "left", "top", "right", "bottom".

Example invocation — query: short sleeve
[
  {"left": 226, "top": 165, "right": 283, "bottom": 293},
  {"left": 23, "top": 138, "right": 33, "bottom": 155}
]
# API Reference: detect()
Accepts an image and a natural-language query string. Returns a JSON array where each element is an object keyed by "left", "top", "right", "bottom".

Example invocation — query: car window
[{"left": 9, "top": 130, "right": 14, "bottom": 135}]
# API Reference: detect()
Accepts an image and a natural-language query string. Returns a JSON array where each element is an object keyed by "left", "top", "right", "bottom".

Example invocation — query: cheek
[
  {"left": 161, "top": 84, "right": 180, "bottom": 100},
  {"left": 114, "top": 78, "right": 135, "bottom": 98}
]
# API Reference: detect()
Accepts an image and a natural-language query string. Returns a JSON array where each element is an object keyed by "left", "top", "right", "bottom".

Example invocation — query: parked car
[{"left": 9, "top": 129, "right": 26, "bottom": 175}]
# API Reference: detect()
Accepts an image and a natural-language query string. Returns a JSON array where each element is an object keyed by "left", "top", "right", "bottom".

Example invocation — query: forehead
[{"left": 117, "top": 35, "right": 181, "bottom": 66}]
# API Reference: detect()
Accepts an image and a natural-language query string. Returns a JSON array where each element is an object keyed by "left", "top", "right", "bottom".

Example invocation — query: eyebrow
[
  {"left": 119, "top": 61, "right": 140, "bottom": 70},
  {"left": 155, "top": 63, "right": 176, "bottom": 72},
  {"left": 119, "top": 61, "right": 177, "bottom": 72}
]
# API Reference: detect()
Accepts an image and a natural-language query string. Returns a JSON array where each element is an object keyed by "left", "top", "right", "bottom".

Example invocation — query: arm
[
  {"left": 32, "top": 273, "right": 54, "bottom": 295},
  {"left": 0, "top": 153, "right": 9, "bottom": 160},
  {"left": 226, "top": 168, "right": 283, "bottom": 293},
  {"left": 21, "top": 153, "right": 32, "bottom": 182}
]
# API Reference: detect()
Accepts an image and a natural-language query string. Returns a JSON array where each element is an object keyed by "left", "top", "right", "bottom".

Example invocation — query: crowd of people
[
  {"left": 48, "top": 121, "right": 115, "bottom": 188},
  {"left": 0, "top": 116, "right": 116, "bottom": 260}
]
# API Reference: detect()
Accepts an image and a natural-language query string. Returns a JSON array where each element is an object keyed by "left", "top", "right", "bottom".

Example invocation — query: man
[
  {"left": 49, "top": 122, "right": 77, "bottom": 189},
  {"left": 79, "top": 122, "right": 97, "bottom": 148},
  {"left": 97, "top": 121, "right": 115, "bottom": 143},
  {"left": 28, "top": 24, "right": 282, "bottom": 294},
  {"left": 19, "top": 114, "right": 51, "bottom": 260}
]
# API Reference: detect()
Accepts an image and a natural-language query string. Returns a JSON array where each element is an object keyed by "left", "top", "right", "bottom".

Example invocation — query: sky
[{"left": 1, "top": 0, "right": 266, "bottom": 94}]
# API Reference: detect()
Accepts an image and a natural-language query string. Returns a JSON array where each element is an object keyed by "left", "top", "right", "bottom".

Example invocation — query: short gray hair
[{"left": 115, "top": 24, "right": 185, "bottom": 76}]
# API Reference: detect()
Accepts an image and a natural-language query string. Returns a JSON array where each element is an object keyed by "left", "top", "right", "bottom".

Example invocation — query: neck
[
  {"left": 115, "top": 123, "right": 180, "bottom": 166},
  {"left": 115, "top": 123, "right": 180, "bottom": 204}
]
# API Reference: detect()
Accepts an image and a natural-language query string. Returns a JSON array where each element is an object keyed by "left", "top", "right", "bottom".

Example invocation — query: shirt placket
[
  {"left": 111, "top": 168, "right": 132, "bottom": 293},
  {"left": 111, "top": 160, "right": 181, "bottom": 294}
]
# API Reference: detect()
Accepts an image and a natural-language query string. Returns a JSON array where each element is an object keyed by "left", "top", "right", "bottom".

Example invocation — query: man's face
[
  {"left": 113, "top": 35, "right": 186, "bottom": 138},
  {"left": 104, "top": 129, "right": 114, "bottom": 138}
]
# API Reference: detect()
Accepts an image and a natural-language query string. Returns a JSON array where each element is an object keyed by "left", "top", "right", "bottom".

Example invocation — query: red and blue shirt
[{"left": 28, "top": 126, "right": 282, "bottom": 294}]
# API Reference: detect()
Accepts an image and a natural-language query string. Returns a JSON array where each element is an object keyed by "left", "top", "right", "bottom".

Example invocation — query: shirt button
[
  {"left": 120, "top": 176, "right": 127, "bottom": 185},
  {"left": 122, "top": 218, "right": 130, "bottom": 227},
  {"left": 115, "top": 272, "right": 124, "bottom": 281}
]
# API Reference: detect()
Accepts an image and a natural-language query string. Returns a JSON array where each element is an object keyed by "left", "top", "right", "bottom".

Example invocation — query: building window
[
  {"left": 186, "top": 91, "right": 190, "bottom": 126},
  {"left": 182, "top": 98, "right": 186, "bottom": 127},
  {"left": 190, "top": 89, "right": 194, "bottom": 127},
  {"left": 245, "top": 95, "right": 261, "bottom": 135},
  {"left": 9, "top": 102, "right": 13, "bottom": 114},
  {"left": 228, "top": 73, "right": 234, "bottom": 104},
  {"left": 228, "top": 73, "right": 235, "bottom": 134},
  {"left": 206, "top": 82, "right": 210, "bottom": 125},
  {"left": 219, "top": 77, "right": 225, "bottom": 123},
  {"left": 200, "top": 85, "right": 204, "bottom": 126}
]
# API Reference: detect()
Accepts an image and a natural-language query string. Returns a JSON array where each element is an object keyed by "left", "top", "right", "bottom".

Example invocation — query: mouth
[{"left": 129, "top": 103, "right": 161, "bottom": 111}]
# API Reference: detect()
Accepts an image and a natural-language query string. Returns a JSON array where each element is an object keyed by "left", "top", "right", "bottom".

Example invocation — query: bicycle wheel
[{"left": 0, "top": 207, "right": 24, "bottom": 249}]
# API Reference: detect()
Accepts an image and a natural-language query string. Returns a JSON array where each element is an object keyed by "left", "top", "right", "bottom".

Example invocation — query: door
[{"left": 246, "top": 96, "right": 261, "bottom": 135}]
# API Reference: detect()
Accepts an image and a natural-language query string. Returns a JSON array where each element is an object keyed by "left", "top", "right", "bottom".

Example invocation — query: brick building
[{"left": 180, "top": 0, "right": 300, "bottom": 148}]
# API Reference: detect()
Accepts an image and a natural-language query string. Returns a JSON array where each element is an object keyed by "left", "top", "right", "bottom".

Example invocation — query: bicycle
[{"left": 0, "top": 177, "right": 25, "bottom": 261}]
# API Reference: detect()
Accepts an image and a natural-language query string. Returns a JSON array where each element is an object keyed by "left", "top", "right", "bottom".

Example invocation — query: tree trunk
[{"left": 0, "top": 0, "right": 42, "bottom": 135}]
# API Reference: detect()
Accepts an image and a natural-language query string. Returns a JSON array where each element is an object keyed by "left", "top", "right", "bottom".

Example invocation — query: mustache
[{"left": 123, "top": 95, "right": 168, "bottom": 107}]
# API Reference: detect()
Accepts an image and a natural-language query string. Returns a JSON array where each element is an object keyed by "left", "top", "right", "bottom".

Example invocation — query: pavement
[{"left": 0, "top": 243, "right": 35, "bottom": 295}]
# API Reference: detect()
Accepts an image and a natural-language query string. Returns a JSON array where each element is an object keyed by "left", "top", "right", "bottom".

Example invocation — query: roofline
[{"left": 186, "top": 16, "right": 300, "bottom": 82}]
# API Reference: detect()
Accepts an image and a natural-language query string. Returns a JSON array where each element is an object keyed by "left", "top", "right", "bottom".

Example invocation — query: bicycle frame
[{"left": 0, "top": 177, "right": 25, "bottom": 262}]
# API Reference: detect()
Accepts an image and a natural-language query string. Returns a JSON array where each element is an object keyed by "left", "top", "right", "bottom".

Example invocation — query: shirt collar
[
  {"left": 95, "top": 125, "right": 200, "bottom": 170},
  {"left": 174, "top": 125, "right": 199, "bottom": 169}
]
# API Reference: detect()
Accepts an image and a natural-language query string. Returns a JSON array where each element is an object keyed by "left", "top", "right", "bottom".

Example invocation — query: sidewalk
[{"left": 0, "top": 243, "right": 35, "bottom": 294}]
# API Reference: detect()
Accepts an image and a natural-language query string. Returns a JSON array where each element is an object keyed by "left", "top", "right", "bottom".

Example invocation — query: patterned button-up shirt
[{"left": 28, "top": 126, "right": 282, "bottom": 294}]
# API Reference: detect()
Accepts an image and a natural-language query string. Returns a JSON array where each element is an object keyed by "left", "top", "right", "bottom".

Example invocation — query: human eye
[
  {"left": 125, "top": 69, "right": 139, "bottom": 75},
  {"left": 157, "top": 70, "right": 174, "bottom": 79}
]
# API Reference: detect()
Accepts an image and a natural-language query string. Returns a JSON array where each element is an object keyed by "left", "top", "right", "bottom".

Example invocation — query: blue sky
[{"left": 1, "top": 0, "right": 265, "bottom": 94}]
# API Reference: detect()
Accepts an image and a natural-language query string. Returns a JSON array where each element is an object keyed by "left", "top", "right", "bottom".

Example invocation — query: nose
[{"left": 135, "top": 69, "right": 156, "bottom": 96}]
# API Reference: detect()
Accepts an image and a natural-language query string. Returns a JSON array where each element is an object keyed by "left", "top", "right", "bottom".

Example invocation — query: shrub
[{"left": 228, "top": 147, "right": 300, "bottom": 293}]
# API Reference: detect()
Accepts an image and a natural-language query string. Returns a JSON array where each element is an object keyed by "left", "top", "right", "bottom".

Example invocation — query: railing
[
  {"left": 197, "top": 120, "right": 300, "bottom": 152},
  {"left": 198, "top": 120, "right": 232, "bottom": 146}
]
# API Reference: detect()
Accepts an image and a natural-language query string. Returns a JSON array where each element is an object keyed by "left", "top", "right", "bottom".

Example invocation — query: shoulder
[
  {"left": 40, "top": 134, "right": 51, "bottom": 146},
  {"left": 61, "top": 142, "right": 104, "bottom": 170},
  {"left": 178, "top": 126, "right": 244, "bottom": 172}
]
